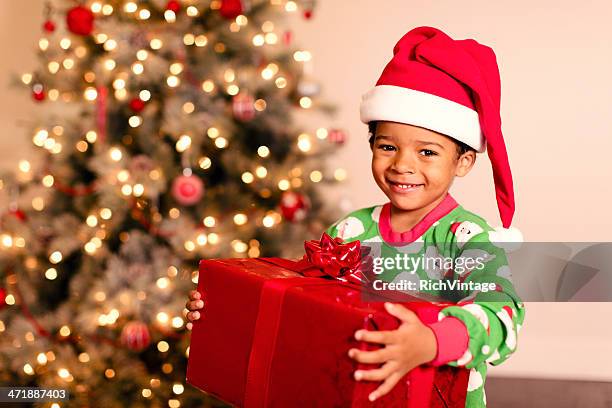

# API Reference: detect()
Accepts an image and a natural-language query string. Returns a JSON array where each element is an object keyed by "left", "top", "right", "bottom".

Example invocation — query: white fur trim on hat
[
  {"left": 360, "top": 85, "right": 485, "bottom": 152},
  {"left": 489, "top": 226, "right": 523, "bottom": 252}
]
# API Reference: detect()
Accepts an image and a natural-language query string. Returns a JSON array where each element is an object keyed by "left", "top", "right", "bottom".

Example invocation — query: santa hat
[{"left": 361, "top": 26, "right": 521, "bottom": 241}]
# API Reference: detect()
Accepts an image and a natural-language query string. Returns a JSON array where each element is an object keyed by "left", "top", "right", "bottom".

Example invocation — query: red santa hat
[{"left": 361, "top": 26, "right": 520, "bottom": 239}]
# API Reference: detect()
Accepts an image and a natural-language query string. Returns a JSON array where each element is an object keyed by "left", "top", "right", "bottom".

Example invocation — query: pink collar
[{"left": 379, "top": 194, "right": 459, "bottom": 245}]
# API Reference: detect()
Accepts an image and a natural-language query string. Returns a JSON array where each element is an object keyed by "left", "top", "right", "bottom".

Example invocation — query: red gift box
[{"left": 186, "top": 257, "right": 468, "bottom": 407}]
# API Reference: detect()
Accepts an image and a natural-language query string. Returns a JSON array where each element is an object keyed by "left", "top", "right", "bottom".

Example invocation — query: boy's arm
[{"left": 427, "top": 232, "right": 525, "bottom": 369}]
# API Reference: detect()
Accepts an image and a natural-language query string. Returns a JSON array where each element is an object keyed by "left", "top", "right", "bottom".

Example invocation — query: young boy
[{"left": 187, "top": 26, "right": 524, "bottom": 407}]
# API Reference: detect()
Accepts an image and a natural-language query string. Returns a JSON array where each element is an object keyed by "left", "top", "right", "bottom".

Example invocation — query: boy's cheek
[{"left": 371, "top": 158, "right": 388, "bottom": 176}]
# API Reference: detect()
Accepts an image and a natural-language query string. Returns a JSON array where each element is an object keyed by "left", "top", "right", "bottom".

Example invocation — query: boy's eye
[
  {"left": 376, "top": 144, "right": 396, "bottom": 151},
  {"left": 420, "top": 149, "right": 438, "bottom": 156}
]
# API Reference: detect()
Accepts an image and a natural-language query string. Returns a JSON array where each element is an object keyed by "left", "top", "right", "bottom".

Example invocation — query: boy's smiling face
[{"left": 371, "top": 121, "right": 476, "bottom": 213}]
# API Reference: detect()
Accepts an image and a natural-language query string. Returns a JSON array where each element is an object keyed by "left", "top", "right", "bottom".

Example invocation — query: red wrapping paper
[{"left": 186, "top": 257, "right": 468, "bottom": 407}]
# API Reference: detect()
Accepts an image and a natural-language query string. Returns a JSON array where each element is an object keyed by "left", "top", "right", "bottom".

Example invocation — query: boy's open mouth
[{"left": 386, "top": 178, "right": 424, "bottom": 192}]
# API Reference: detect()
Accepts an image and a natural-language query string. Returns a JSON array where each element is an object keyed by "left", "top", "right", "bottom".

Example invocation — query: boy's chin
[{"left": 387, "top": 195, "right": 426, "bottom": 211}]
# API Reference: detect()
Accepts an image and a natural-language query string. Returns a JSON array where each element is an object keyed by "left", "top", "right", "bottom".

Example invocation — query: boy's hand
[
  {"left": 348, "top": 302, "right": 437, "bottom": 402},
  {"left": 185, "top": 290, "right": 204, "bottom": 331}
]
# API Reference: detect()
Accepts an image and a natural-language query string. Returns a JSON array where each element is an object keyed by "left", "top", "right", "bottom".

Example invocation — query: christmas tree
[{"left": 0, "top": 0, "right": 348, "bottom": 406}]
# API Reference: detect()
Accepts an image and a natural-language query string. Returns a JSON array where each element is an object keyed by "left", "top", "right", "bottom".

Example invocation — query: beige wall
[
  {"left": 2, "top": 1, "right": 611, "bottom": 381},
  {"left": 0, "top": 0, "right": 44, "bottom": 167}
]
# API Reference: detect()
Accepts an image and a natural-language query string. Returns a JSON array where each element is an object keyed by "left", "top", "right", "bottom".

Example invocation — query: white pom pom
[{"left": 489, "top": 226, "right": 523, "bottom": 252}]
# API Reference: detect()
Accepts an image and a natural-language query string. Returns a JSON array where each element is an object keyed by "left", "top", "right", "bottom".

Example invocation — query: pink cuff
[{"left": 426, "top": 317, "right": 469, "bottom": 367}]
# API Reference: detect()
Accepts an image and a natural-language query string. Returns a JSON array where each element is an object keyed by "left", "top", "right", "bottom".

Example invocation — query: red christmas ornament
[
  {"left": 32, "top": 87, "right": 45, "bottom": 102},
  {"left": 43, "top": 20, "right": 56, "bottom": 33},
  {"left": 172, "top": 174, "right": 204, "bottom": 206},
  {"left": 279, "top": 191, "right": 310, "bottom": 222},
  {"left": 165, "top": 0, "right": 181, "bottom": 13},
  {"left": 219, "top": 0, "right": 243, "bottom": 19},
  {"left": 328, "top": 128, "right": 348, "bottom": 144},
  {"left": 129, "top": 97, "right": 146, "bottom": 113},
  {"left": 9, "top": 208, "right": 27, "bottom": 222},
  {"left": 302, "top": 0, "right": 315, "bottom": 19},
  {"left": 0, "top": 287, "right": 6, "bottom": 310},
  {"left": 66, "top": 6, "right": 94, "bottom": 36},
  {"left": 120, "top": 321, "right": 150, "bottom": 352},
  {"left": 282, "top": 30, "right": 293, "bottom": 46},
  {"left": 232, "top": 93, "right": 255, "bottom": 122}
]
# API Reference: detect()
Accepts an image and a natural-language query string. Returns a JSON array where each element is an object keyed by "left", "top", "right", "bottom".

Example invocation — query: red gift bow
[{"left": 298, "top": 232, "right": 371, "bottom": 285}]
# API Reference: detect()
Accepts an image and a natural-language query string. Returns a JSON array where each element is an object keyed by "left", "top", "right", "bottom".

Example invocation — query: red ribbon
[{"left": 297, "top": 232, "right": 371, "bottom": 285}]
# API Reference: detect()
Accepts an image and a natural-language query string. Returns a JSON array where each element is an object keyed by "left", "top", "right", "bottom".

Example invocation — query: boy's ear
[{"left": 455, "top": 151, "right": 477, "bottom": 177}]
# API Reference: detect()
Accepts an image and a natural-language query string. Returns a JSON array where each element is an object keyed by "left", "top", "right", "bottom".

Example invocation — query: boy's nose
[{"left": 390, "top": 152, "right": 416, "bottom": 173}]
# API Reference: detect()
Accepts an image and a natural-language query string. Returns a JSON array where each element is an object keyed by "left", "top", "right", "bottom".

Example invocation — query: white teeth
[
  {"left": 388, "top": 179, "right": 421, "bottom": 189},
  {"left": 394, "top": 183, "right": 420, "bottom": 189}
]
